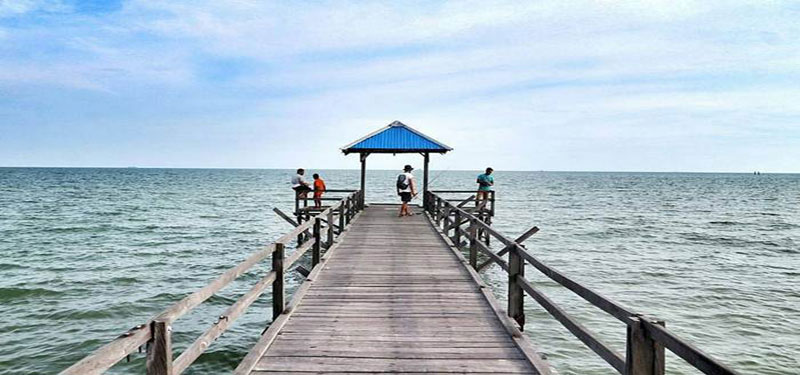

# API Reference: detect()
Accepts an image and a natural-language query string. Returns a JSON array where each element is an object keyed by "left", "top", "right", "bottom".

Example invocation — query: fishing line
[
  {"left": 410, "top": 166, "right": 452, "bottom": 202},
  {"left": 426, "top": 166, "right": 452, "bottom": 188}
]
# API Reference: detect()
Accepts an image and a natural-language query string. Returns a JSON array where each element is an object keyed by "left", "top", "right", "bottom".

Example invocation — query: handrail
[
  {"left": 430, "top": 189, "right": 495, "bottom": 219},
  {"left": 642, "top": 320, "right": 741, "bottom": 374},
  {"left": 431, "top": 189, "right": 487, "bottom": 193},
  {"left": 425, "top": 191, "right": 740, "bottom": 375},
  {"left": 517, "top": 275, "right": 626, "bottom": 372},
  {"left": 515, "top": 245, "right": 635, "bottom": 322},
  {"left": 61, "top": 190, "right": 363, "bottom": 375},
  {"left": 172, "top": 271, "right": 277, "bottom": 374}
]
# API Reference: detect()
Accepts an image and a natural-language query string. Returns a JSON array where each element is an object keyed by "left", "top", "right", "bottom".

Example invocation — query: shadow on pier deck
[{"left": 235, "top": 204, "right": 547, "bottom": 374}]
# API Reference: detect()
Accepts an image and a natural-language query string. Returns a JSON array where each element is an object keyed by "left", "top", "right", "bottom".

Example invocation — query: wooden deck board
[{"left": 240, "top": 205, "right": 544, "bottom": 374}]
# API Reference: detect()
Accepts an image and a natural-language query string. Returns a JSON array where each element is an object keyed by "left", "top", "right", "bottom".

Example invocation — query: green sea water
[{"left": 1, "top": 168, "right": 798, "bottom": 374}]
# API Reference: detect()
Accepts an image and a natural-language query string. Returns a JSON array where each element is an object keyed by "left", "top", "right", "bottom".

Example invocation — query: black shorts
[
  {"left": 293, "top": 185, "right": 312, "bottom": 193},
  {"left": 399, "top": 192, "right": 412, "bottom": 202}
]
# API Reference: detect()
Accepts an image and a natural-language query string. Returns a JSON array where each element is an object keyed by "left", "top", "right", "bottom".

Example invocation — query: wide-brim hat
[{"left": 403, "top": 165, "right": 414, "bottom": 171}]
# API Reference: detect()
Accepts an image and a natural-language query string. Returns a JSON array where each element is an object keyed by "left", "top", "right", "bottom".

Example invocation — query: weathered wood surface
[{"left": 240, "top": 205, "right": 545, "bottom": 374}]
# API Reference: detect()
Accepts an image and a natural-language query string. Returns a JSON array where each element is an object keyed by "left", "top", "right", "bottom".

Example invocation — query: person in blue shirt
[{"left": 476, "top": 167, "right": 494, "bottom": 207}]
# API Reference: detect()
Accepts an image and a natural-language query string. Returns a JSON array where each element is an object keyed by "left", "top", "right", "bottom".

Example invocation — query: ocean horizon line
[{"left": 0, "top": 166, "right": 795, "bottom": 174}]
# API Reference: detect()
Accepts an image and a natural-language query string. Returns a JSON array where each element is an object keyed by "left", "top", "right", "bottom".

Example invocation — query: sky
[{"left": 0, "top": 0, "right": 798, "bottom": 172}]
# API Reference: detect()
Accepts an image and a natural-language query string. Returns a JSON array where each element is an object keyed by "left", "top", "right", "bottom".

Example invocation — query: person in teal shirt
[{"left": 476, "top": 167, "right": 494, "bottom": 207}]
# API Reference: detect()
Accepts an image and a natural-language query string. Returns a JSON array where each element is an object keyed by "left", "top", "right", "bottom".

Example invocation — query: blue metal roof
[{"left": 342, "top": 121, "right": 452, "bottom": 154}]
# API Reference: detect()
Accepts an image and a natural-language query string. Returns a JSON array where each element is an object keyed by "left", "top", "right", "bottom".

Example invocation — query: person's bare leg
[{"left": 399, "top": 203, "right": 405, "bottom": 217}]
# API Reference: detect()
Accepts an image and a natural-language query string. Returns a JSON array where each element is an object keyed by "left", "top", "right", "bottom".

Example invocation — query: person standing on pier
[
  {"left": 292, "top": 168, "right": 312, "bottom": 198},
  {"left": 476, "top": 167, "right": 494, "bottom": 207},
  {"left": 312, "top": 173, "right": 326, "bottom": 208},
  {"left": 397, "top": 164, "right": 417, "bottom": 217}
]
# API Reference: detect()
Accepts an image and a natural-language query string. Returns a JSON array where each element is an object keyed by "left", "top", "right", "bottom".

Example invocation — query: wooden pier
[
  {"left": 60, "top": 122, "right": 742, "bottom": 375},
  {"left": 234, "top": 204, "right": 546, "bottom": 374},
  {"left": 61, "top": 190, "right": 742, "bottom": 375}
]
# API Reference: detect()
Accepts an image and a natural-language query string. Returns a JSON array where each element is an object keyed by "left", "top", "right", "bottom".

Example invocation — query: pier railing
[
  {"left": 61, "top": 190, "right": 364, "bottom": 375},
  {"left": 425, "top": 191, "right": 740, "bottom": 375}
]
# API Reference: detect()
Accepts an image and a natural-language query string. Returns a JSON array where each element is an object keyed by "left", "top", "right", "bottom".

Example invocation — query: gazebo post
[
  {"left": 360, "top": 152, "right": 367, "bottom": 206},
  {"left": 423, "top": 152, "right": 430, "bottom": 208}
]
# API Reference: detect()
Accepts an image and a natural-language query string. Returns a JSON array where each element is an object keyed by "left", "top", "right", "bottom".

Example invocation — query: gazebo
[{"left": 341, "top": 121, "right": 453, "bottom": 207}]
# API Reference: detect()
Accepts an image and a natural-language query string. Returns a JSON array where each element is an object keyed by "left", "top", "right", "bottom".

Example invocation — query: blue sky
[{"left": 1, "top": 0, "right": 798, "bottom": 171}]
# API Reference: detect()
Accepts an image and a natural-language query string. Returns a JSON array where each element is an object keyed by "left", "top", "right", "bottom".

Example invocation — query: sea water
[{"left": 0, "top": 168, "right": 798, "bottom": 374}]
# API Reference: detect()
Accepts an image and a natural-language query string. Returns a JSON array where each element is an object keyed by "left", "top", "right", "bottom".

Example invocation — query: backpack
[{"left": 396, "top": 173, "right": 409, "bottom": 190}]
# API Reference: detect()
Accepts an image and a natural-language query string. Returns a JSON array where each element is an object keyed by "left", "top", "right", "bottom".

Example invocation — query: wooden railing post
[
  {"left": 436, "top": 196, "right": 442, "bottom": 225},
  {"left": 468, "top": 217, "right": 478, "bottom": 269},
  {"left": 272, "top": 243, "right": 285, "bottom": 320},
  {"left": 146, "top": 320, "right": 172, "bottom": 375},
  {"left": 345, "top": 196, "right": 352, "bottom": 225},
  {"left": 294, "top": 192, "right": 300, "bottom": 220},
  {"left": 296, "top": 213, "right": 303, "bottom": 245},
  {"left": 433, "top": 195, "right": 439, "bottom": 222},
  {"left": 508, "top": 244, "right": 525, "bottom": 330},
  {"left": 453, "top": 210, "right": 462, "bottom": 247},
  {"left": 490, "top": 190, "right": 496, "bottom": 217},
  {"left": 338, "top": 203, "right": 345, "bottom": 234},
  {"left": 312, "top": 217, "right": 321, "bottom": 267},
  {"left": 426, "top": 192, "right": 431, "bottom": 213},
  {"left": 442, "top": 207, "right": 449, "bottom": 235},
  {"left": 327, "top": 209, "right": 334, "bottom": 248},
  {"left": 626, "top": 317, "right": 665, "bottom": 375}
]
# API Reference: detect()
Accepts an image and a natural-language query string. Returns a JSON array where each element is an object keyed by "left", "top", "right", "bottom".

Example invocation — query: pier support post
[
  {"left": 146, "top": 320, "right": 172, "bottom": 375},
  {"left": 272, "top": 243, "right": 285, "bottom": 320},
  {"left": 507, "top": 244, "right": 525, "bottom": 330},
  {"left": 626, "top": 317, "right": 665, "bottom": 375},
  {"left": 468, "top": 217, "right": 478, "bottom": 269},
  {"left": 312, "top": 217, "right": 321, "bottom": 267}
]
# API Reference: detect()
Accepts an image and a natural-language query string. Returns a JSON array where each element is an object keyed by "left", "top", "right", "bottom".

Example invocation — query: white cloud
[{"left": 0, "top": 0, "right": 67, "bottom": 17}]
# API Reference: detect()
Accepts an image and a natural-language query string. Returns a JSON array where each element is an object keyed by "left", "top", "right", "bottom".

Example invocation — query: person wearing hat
[{"left": 396, "top": 164, "right": 417, "bottom": 217}]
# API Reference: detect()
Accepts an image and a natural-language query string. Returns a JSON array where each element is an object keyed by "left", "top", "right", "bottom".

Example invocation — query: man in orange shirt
[{"left": 312, "top": 173, "right": 326, "bottom": 208}]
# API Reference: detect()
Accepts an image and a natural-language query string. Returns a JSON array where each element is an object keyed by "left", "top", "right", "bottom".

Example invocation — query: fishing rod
[
  {"left": 409, "top": 166, "right": 452, "bottom": 201},
  {"left": 426, "top": 165, "right": 452, "bottom": 188}
]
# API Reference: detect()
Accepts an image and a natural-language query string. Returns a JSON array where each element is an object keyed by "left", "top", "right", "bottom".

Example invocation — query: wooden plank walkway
[{"left": 237, "top": 205, "right": 546, "bottom": 374}]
